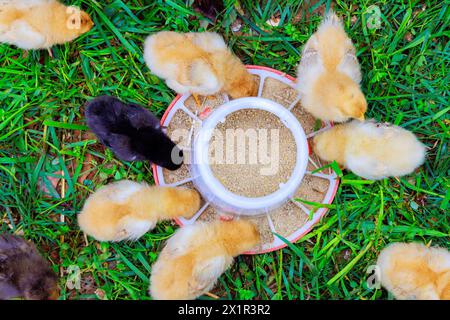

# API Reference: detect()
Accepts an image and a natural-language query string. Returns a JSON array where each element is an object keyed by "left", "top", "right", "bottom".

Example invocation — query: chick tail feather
[{"left": 321, "top": 9, "right": 341, "bottom": 28}]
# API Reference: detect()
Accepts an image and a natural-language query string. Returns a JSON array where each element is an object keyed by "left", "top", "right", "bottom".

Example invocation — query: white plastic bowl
[{"left": 190, "top": 97, "right": 309, "bottom": 216}]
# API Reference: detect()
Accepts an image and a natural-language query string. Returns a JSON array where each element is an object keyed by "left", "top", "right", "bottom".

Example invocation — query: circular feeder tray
[{"left": 153, "top": 66, "right": 339, "bottom": 254}]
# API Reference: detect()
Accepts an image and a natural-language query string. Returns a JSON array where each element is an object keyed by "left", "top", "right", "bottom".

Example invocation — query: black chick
[
  {"left": 85, "top": 95, "right": 183, "bottom": 171},
  {"left": 0, "top": 234, "right": 58, "bottom": 300}
]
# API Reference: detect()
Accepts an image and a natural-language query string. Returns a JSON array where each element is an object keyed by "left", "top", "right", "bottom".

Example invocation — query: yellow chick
[
  {"left": 0, "top": 0, "right": 93, "bottom": 54},
  {"left": 377, "top": 242, "right": 450, "bottom": 300},
  {"left": 78, "top": 180, "right": 201, "bottom": 242},
  {"left": 313, "top": 120, "right": 426, "bottom": 180},
  {"left": 143, "top": 31, "right": 258, "bottom": 105},
  {"left": 296, "top": 11, "right": 367, "bottom": 122},
  {"left": 150, "top": 220, "right": 260, "bottom": 300}
]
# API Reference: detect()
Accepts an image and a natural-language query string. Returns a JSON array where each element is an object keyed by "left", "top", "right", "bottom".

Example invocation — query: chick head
[
  {"left": 314, "top": 72, "right": 367, "bottom": 122},
  {"left": 312, "top": 126, "right": 347, "bottom": 165},
  {"left": 220, "top": 220, "right": 261, "bottom": 255},
  {"left": 133, "top": 128, "right": 184, "bottom": 171},
  {"left": 226, "top": 73, "right": 259, "bottom": 99},
  {"left": 79, "top": 11, "right": 94, "bottom": 32},
  {"left": 65, "top": 7, "right": 94, "bottom": 36},
  {"left": 21, "top": 269, "right": 59, "bottom": 300}
]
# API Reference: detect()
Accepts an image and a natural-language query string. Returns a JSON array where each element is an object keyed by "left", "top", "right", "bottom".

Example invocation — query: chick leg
[
  {"left": 193, "top": 93, "right": 202, "bottom": 109},
  {"left": 47, "top": 48, "right": 54, "bottom": 58},
  {"left": 205, "top": 292, "right": 220, "bottom": 299}
]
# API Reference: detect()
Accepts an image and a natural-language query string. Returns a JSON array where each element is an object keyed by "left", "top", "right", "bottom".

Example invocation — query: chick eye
[{"left": 71, "top": 19, "right": 76, "bottom": 24}]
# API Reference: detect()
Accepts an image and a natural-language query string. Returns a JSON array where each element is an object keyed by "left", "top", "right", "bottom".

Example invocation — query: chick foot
[{"left": 193, "top": 93, "right": 202, "bottom": 109}]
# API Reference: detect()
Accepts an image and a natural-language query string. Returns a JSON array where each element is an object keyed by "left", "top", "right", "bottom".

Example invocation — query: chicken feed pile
[
  {"left": 209, "top": 108, "right": 297, "bottom": 198},
  {"left": 153, "top": 66, "right": 339, "bottom": 253}
]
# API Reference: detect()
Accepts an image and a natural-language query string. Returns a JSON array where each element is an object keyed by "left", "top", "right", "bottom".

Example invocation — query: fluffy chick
[
  {"left": 296, "top": 11, "right": 367, "bottom": 122},
  {"left": 85, "top": 95, "right": 183, "bottom": 171},
  {"left": 377, "top": 242, "right": 450, "bottom": 300},
  {"left": 0, "top": 0, "right": 93, "bottom": 51},
  {"left": 313, "top": 120, "right": 426, "bottom": 180},
  {"left": 0, "top": 234, "right": 58, "bottom": 300},
  {"left": 150, "top": 220, "right": 260, "bottom": 300},
  {"left": 78, "top": 180, "right": 201, "bottom": 242},
  {"left": 143, "top": 31, "right": 257, "bottom": 101}
]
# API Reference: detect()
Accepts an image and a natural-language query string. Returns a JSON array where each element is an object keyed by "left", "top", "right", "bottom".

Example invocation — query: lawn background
[{"left": 0, "top": 0, "right": 448, "bottom": 300}]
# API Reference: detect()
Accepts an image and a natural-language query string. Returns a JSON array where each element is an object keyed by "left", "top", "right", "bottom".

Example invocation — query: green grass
[{"left": 0, "top": 0, "right": 448, "bottom": 300}]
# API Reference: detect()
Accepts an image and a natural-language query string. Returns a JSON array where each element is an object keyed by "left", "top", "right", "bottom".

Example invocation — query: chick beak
[{"left": 357, "top": 114, "right": 365, "bottom": 121}]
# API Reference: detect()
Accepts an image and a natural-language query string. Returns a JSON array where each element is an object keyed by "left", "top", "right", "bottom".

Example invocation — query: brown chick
[
  {"left": 296, "top": 11, "right": 367, "bottom": 122},
  {"left": 78, "top": 180, "right": 201, "bottom": 242},
  {"left": 313, "top": 120, "right": 426, "bottom": 180},
  {"left": 150, "top": 220, "right": 260, "bottom": 300},
  {"left": 143, "top": 31, "right": 257, "bottom": 105},
  {"left": 377, "top": 242, "right": 450, "bottom": 300},
  {"left": 0, "top": 0, "right": 93, "bottom": 53},
  {"left": 0, "top": 234, "right": 58, "bottom": 300}
]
